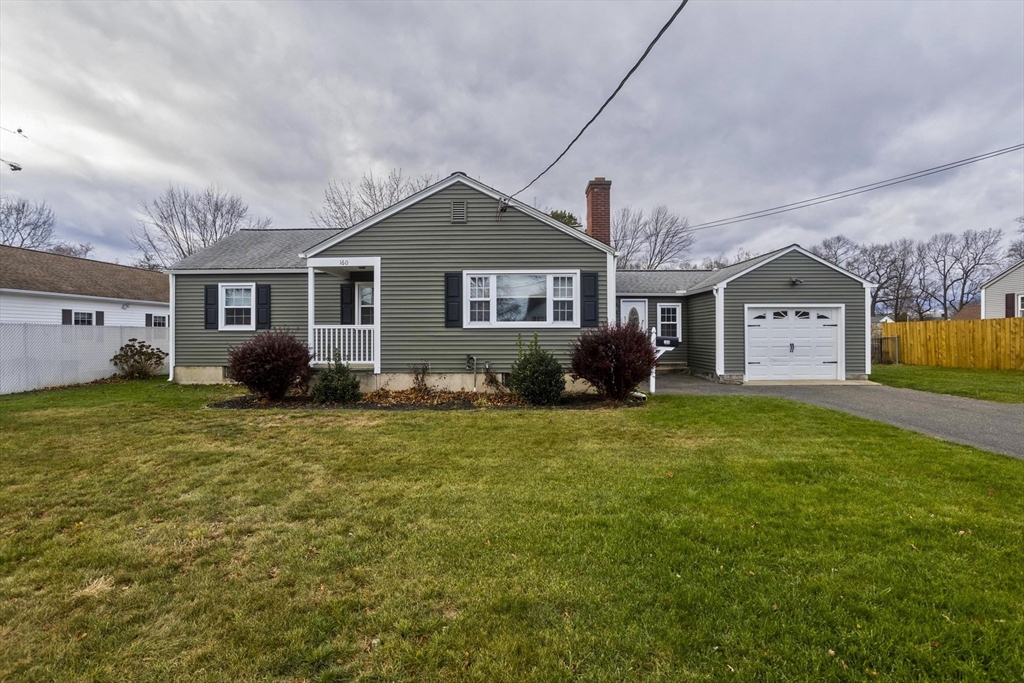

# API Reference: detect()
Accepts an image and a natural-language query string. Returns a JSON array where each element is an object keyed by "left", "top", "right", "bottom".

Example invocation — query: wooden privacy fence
[{"left": 880, "top": 318, "right": 1023, "bottom": 370}]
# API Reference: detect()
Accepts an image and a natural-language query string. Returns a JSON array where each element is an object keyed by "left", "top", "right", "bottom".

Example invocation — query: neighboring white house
[
  {"left": 980, "top": 260, "right": 1024, "bottom": 319},
  {"left": 0, "top": 244, "right": 169, "bottom": 326},
  {"left": 0, "top": 245, "right": 171, "bottom": 395}
]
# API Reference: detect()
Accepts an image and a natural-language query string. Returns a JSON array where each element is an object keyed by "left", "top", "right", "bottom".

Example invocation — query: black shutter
[
  {"left": 580, "top": 271, "right": 599, "bottom": 327},
  {"left": 444, "top": 272, "right": 462, "bottom": 327},
  {"left": 145, "top": 313, "right": 153, "bottom": 327},
  {"left": 204, "top": 285, "right": 218, "bottom": 329},
  {"left": 95, "top": 311, "right": 104, "bottom": 326},
  {"left": 62, "top": 309, "right": 72, "bottom": 325},
  {"left": 256, "top": 284, "right": 271, "bottom": 329},
  {"left": 340, "top": 283, "right": 355, "bottom": 325},
  {"left": 1006, "top": 292, "right": 1016, "bottom": 318}
]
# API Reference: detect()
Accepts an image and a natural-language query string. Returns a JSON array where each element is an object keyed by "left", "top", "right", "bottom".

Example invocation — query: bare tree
[
  {"left": 687, "top": 248, "right": 759, "bottom": 270},
  {"left": 810, "top": 234, "right": 859, "bottom": 269},
  {"left": 884, "top": 238, "right": 921, "bottom": 319},
  {"left": 130, "top": 184, "right": 272, "bottom": 267},
  {"left": 49, "top": 242, "right": 95, "bottom": 258},
  {"left": 612, "top": 205, "right": 695, "bottom": 270},
  {"left": 0, "top": 195, "right": 56, "bottom": 249},
  {"left": 1007, "top": 215, "right": 1024, "bottom": 262},
  {"left": 312, "top": 169, "right": 434, "bottom": 230},
  {"left": 949, "top": 228, "right": 1003, "bottom": 311}
]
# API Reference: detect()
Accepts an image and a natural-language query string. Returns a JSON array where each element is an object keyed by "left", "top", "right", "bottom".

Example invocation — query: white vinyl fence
[{"left": 0, "top": 323, "right": 170, "bottom": 395}]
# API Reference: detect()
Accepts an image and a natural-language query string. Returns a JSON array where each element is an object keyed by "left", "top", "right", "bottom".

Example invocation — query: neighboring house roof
[
  {"left": 302, "top": 172, "right": 617, "bottom": 257},
  {"left": 981, "top": 259, "right": 1024, "bottom": 290},
  {"left": 0, "top": 244, "right": 169, "bottom": 302},
  {"left": 615, "top": 269, "right": 713, "bottom": 295},
  {"left": 952, "top": 303, "right": 981, "bottom": 320},
  {"left": 871, "top": 314, "right": 895, "bottom": 324},
  {"left": 168, "top": 229, "right": 338, "bottom": 270}
]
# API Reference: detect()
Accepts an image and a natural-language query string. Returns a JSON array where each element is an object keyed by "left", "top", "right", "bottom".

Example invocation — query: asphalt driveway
[{"left": 651, "top": 375, "right": 1024, "bottom": 459}]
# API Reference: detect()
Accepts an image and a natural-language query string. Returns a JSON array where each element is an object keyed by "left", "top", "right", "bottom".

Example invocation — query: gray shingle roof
[
  {"left": 168, "top": 229, "right": 339, "bottom": 270},
  {"left": 615, "top": 270, "right": 714, "bottom": 294},
  {"left": 684, "top": 247, "right": 791, "bottom": 292}
]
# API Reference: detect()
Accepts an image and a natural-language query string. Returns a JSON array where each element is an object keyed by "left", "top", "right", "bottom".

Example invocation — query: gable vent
[{"left": 450, "top": 201, "right": 468, "bottom": 223}]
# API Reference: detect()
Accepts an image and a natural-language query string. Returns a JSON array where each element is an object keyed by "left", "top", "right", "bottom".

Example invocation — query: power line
[
  {"left": 688, "top": 144, "right": 1024, "bottom": 232},
  {"left": 509, "top": 0, "right": 689, "bottom": 199}
]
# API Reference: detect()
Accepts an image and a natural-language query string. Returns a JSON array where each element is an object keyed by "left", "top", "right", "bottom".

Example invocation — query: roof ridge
[{"left": 239, "top": 227, "right": 338, "bottom": 232}]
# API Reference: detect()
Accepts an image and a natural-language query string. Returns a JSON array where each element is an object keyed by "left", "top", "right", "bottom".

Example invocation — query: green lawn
[
  {"left": 1, "top": 381, "right": 1021, "bottom": 682},
  {"left": 870, "top": 364, "right": 1024, "bottom": 403}
]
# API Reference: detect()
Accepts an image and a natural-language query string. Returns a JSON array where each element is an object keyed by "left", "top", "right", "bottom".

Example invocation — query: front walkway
[{"left": 649, "top": 374, "right": 1024, "bottom": 459}]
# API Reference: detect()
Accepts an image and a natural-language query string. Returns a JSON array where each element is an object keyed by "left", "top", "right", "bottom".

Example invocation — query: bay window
[{"left": 463, "top": 271, "right": 580, "bottom": 327}]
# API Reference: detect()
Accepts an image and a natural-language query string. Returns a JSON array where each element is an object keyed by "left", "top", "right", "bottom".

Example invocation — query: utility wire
[
  {"left": 688, "top": 143, "right": 1024, "bottom": 232},
  {"left": 509, "top": 0, "right": 688, "bottom": 199}
]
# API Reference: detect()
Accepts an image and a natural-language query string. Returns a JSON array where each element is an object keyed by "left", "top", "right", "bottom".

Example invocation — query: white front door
[
  {"left": 746, "top": 307, "right": 841, "bottom": 380},
  {"left": 620, "top": 299, "right": 647, "bottom": 331}
]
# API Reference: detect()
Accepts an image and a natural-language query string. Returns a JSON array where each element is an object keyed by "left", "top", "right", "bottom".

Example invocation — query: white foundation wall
[{"left": 0, "top": 290, "right": 169, "bottom": 326}]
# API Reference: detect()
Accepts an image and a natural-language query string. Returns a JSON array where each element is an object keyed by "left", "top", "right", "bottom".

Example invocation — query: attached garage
[{"left": 615, "top": 245, "right": 874, "bottom": 383}]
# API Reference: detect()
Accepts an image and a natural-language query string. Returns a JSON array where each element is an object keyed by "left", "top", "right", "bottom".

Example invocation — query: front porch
[{"left": 306, "top": 256, "right": 381, "bottom": 372}]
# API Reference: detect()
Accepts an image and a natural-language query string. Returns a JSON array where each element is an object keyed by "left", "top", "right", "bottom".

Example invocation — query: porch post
[
  {"left": 307, "top": 267, "right": 315, "bottom": 362},
  {"left": 373, "top": 258, "right": 381, "bottom": 374}
]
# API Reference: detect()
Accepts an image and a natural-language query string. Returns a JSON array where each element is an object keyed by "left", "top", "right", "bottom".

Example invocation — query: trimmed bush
[
  {"left": 507, "top": 333, "right": 565, "bottom": 405},
  {"left": 227, "top": 331, "right": 312, "bottom": 400},
  {"left": 311, "top": 352, "right": 363, "bottom": 404},
  {"left": 570, "top": 322, "right": 657, "bottom": 401},
  {"left": 111, "top": 338, "right": 168, "bottom": 379}
]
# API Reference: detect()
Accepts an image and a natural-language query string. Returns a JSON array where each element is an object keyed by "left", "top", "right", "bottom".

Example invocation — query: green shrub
[
  {"left": 311, "top": 352, "right": 363, "bottom": 404},
  {"left": 111, "top": 338, "right": 168, "bottom": 379},
  {"left": 507, "top": 333, "right": 565, "bottom": 405},
  {"left": 227, "top": 331, "right": 312, "bottom": 400}
]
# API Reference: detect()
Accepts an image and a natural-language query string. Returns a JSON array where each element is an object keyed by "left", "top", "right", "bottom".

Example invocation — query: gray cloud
[{"left": 1, "top": 0, "right": 1021, "bottom": 264}]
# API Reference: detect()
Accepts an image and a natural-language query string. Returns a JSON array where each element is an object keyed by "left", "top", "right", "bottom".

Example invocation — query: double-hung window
[
  {"left": 463, "top": 271, "right": 580, "bottom": 327},
  {"left": 152, "top": 315, "right": 168, "bottom": 328},
  {"left": 358, "top": 284, "right": 374, "bottom": 325},
  {"left": 220, "top": 283, "right": 255, "bottom": 331},
  {"left": 73, "top": 311, "right": 93, "bottom": 326},
  {"left": 658, "top": 303, "right": 680, "bottom": 338}
]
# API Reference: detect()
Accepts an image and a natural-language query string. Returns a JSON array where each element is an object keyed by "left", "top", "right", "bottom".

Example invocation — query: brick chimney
[{"left": 585, "top": 177, "right": 612, "bottom": 245}]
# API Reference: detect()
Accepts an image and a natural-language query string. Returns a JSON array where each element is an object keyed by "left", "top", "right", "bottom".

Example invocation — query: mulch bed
[{"left": 209, "top": 388, "right": 646, "bottom": 411}]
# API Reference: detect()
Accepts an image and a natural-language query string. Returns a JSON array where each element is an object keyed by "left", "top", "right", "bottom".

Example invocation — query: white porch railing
[{"left": 312, "top": 326, "right": 374, "bottom": 364}]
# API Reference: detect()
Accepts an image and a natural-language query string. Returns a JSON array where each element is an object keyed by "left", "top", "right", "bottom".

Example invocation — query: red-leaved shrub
[
  {"left": 227, "top": 331, "right": 312, "bottom": 400},
  {"left": 569, "top": 322, "right": 657, "bottom": 400}
]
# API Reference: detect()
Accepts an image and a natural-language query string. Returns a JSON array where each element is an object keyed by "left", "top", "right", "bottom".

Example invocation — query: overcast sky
[{"left": 1, "top": 1, "right": 1022, "bottom": 265}]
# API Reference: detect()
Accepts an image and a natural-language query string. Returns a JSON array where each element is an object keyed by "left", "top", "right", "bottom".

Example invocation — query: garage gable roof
[
  {"left": 301, "top": 172, "right": 616, "bottom": 257},
  {"left": 686, "top": 245, "right": 876, "bottom": 293}
]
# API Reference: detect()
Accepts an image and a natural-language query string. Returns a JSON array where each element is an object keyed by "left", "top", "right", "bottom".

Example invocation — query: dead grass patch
[{"left": 72, "top": 576, "right": 114, "bottom": 598}]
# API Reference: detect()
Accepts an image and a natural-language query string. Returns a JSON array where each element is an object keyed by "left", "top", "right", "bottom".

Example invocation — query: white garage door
[{"left": 745, "top": 307, "right": 841, "bottom": 380}]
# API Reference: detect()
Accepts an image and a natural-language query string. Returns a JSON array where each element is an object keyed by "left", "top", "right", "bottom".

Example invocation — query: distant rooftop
[{"left": 0, "top": 244, "right": 169, "bottom": 302}]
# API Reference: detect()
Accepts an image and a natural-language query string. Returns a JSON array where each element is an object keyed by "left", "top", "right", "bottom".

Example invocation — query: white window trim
[
  {"left": 657, "top": 303, "right": 681, "bottom": 339},
  {"left": 1018, "top": 294, "right": 1024, "bottom": 318},
  {"left": 72, "top": 310, "right": 94, "bottom": 326},
  {"left": 219, "top": 282, "right": 256, "bottom": 331},
  {"left": 462, "top": 270, "right": 581, "bottom": 328},
  {"left": 357, "top": 282, "right": 375, "bottom": 327},
  {"left": 152, "top": 314, "right": 168, "bottom": 328}
]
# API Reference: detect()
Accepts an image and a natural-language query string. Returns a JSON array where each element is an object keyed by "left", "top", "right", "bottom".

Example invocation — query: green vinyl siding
[
  {"left": 722, "top": 250, "right": 867, "bottom": 376},
  {"left": 314, "top": 271, "right": 342, "bottom": 326},
  {"left": 686, "top": 292, "right": 716, "bottom": 375},
  {"left": 319, "top": 183, "right": 609, "bottom": 373},
  {"left": 173, "top": 273, "right": 308, "bottom": 367}
]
